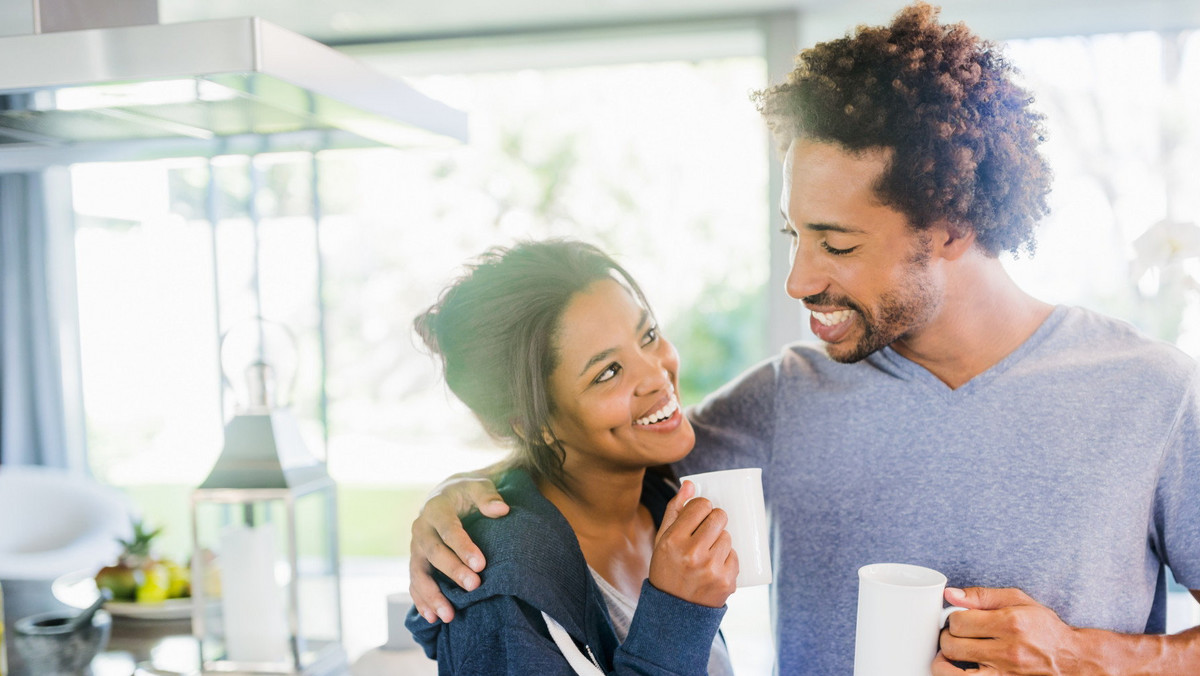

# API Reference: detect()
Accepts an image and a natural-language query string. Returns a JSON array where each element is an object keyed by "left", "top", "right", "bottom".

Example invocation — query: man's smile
[{"left": 811, "top": 309, "right": 853, "bottom": 327}]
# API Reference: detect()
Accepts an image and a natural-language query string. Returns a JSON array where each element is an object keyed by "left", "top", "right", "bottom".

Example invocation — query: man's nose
[{"left": 785, "top": 244, "right": 827, "bottom": 300}]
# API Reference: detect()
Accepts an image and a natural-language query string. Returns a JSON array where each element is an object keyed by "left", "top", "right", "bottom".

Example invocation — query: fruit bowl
[{"left": 53, "top": 569, "right": 193, "bottom": 621}]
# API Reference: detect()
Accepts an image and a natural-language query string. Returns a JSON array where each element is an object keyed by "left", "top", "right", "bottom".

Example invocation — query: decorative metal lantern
[{"left": 190, "top": 320, "right": 346, "bottom": 675}]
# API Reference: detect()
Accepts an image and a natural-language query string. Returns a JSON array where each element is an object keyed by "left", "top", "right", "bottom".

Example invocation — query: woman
[{"left": 406, "top": 239, "right": 737, "bottom": 675}]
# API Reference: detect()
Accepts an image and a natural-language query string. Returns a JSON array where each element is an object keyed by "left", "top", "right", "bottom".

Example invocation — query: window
[
  {"left": 1003, "top": 30, "right": 1200, "bottom": 631},
  {"left": 71, "top": 50, "right": 772, "bottom": 664},
  {"left": 67, "top": 20, "right": 1198, "bottom": 669}
]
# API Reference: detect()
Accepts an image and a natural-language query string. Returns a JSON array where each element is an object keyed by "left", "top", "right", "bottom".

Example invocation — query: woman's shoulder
[
  {"left": 461, "top": 468, "right": 566, "bottom": 553},
  {"left": 441, "top": 468, "right": 593, "bottom": 621},
  {"left": 406, "top": 581, "right": 570, "bottom": 669}
]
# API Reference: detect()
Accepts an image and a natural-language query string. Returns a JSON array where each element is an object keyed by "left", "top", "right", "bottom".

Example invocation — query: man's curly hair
[{"left": 754, "top": 2, "right": 1051, "bottom": 256}]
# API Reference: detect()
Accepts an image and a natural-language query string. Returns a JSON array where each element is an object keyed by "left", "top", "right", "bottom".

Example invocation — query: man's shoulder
[
  {"left": 1029, "top": 305, "right": 1200, "bottom": 400},
  {"left": 713, "top": 341, "right": 880, "bottom": 390},
  {"left": 1049, "top": 305, "right": 1197, "bottom": 373}
]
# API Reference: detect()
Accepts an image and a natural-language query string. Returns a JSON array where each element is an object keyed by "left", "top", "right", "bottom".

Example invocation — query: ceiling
[{"left": 158, "top": 0, "right": 1200, "bottom": 47}]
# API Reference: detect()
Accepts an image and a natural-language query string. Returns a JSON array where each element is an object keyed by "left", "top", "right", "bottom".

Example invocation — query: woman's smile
[
  {"left": 633, "top": 389, "right": 682, "bottom": 430},
  {"left": 547, "top": 278, "right": 695, "bottom": 467}
]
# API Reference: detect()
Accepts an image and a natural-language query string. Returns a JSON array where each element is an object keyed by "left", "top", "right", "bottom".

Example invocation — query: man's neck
[{"left": 890, "top": 252, "right": 1053, "bottom": 389}]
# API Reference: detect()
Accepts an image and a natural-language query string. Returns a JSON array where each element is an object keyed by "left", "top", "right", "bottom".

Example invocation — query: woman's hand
[
  {"left": 409, "top": 473, "right": 511, "bottom": 624},
  {"left": 648, "top": 481, "right": 739, "bottom": 608}
]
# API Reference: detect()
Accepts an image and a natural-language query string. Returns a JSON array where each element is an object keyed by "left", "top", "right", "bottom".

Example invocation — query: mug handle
[{"left": 940, "top": 605, "right": 967, "bottom": 627}]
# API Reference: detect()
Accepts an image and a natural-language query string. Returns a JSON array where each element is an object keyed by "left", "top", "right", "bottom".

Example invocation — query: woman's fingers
[{"left": 656, "top": 480, "right": 695, "bottom": 544}]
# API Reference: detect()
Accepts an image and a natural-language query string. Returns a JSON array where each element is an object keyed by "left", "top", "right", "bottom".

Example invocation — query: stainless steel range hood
[{"left": 0, "top": 0, "right": 467, "bottom": 152}]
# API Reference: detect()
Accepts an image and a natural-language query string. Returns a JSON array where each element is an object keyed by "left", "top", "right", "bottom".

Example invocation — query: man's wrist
[{"left": 1071, "top": 625, "right": 1200, "bottom": 676}]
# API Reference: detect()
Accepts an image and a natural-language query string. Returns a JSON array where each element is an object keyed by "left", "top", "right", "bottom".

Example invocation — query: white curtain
[{"left": 0, "top": 171, "right": 76, "bottom": 468}]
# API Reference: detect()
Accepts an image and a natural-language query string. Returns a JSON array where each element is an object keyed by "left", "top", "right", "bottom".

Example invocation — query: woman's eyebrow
[{"left": 576, "top": 309, "right": 649, "bottom": 378}]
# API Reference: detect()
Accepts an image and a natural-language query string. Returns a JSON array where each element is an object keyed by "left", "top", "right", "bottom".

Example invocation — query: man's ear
[{"left": 933, "top": 220, "right": 976, "bottom": 261}]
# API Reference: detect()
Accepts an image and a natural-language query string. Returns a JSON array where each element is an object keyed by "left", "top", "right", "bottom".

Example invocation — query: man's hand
[
  {"left": 409, "top": 474, "right": 510, "bottom": 624},
  {"left": 648, "top": 481, "right": 739, "bottom": 608},
  {"left": 933, "top": 586, "right": 1088, "bottom": 675}
]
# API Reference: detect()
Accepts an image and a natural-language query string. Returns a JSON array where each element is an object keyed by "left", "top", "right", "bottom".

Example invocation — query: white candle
[{"left": 219, "top": 524, "right": 290, "bottom": 663}]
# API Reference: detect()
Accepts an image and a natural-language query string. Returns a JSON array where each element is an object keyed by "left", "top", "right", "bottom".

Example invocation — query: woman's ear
[{"left": 510, "top": 421, "right": 557, "bottom": 447}]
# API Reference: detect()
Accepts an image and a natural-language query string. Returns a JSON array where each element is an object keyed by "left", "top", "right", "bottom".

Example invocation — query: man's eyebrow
[
  {"left": 577, "top": 309, "right": 650, "bottom": 378},
  {"left": 780, "top": 209, "right": 864, "bottom": 235},
  {"left": 805, "top": 222, "right": 865, "bottom": 234}
]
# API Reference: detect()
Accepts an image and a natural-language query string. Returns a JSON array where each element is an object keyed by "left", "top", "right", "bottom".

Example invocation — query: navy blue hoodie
[{"left": 406, "top": 468, "right": 727, "bottom": 675}]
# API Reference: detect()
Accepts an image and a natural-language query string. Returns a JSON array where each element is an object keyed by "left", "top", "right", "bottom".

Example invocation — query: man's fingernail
[
  {"left": 946, "top": 587, "right": 965, "bottom": 602},
  {"left": 468, "top": 556, "right": 483, "bottom": 570},
  {"left": 423, "top": 610, "right": 436, "bottom": 623},
  {"left": 461, "top": 575, "right": 478, "bottom": 591}
]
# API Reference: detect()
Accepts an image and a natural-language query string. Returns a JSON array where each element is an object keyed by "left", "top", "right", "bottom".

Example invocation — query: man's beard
[{"left": 807, "top": 238, "right": 941, "bottom": 363}]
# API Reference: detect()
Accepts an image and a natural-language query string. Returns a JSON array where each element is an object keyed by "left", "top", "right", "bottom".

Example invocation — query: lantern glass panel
[
  {"left": 294, "top": 488, "right": 342, "bottom": 655},
  {"left": 193, "top": 495, "right": 295, "bottom": 670}
]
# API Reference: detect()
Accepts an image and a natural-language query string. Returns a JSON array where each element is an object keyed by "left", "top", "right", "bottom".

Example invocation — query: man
[{"left": 409, "top": 4, "right": 1200, "bottom": 674}]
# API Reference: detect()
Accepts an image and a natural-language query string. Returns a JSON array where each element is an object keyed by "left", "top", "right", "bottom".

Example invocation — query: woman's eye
[
  {"left": 779, "top": 226, "right": 798, "bottom": 239},
  {"left": 594, "top": 363, "right": 621, "bottom": 384},
  {"left": 821, "top": 241, "right": 858, "bottom": 255},
  {"left": 641, "top": 326, "right": 658, "bottom": 346}
]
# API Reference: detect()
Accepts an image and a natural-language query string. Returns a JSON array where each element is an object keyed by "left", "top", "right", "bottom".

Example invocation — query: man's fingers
[
  {"left": 428, "top": 540, "right": 483, "bottom": 590},
  {"left": 424, "top": 497, "right": 488, "bottom": 573},
  {"left": 932, "top": 650, "right": 996, "bottom": 675},
  {"left": 409, "top": 554, "right": 456, "bottom": 624},
  {"left": 458, "top": 479, "right": 510, "bottom": 518},
  {"left": 437, "top": 520, "right": 489, "bottom": 573},
  {"left": 938, "top": 627, "right": 992, "bottom": 661},
  {"left": 413, "top": 514, "right": 483, "bottom": 587},
  {"left": 946, "top": 586, "right": 1032, "bottom": 611}
]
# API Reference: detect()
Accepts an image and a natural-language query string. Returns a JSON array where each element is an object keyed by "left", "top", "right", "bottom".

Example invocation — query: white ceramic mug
[
  {"left": 854, "top": 563, "right": 966, "bottom": 676},
  {"left": 677, "top": 467, "right": 772, "bottom": 587}
]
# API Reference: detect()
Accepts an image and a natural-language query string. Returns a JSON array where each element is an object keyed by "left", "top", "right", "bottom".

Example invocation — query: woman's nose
[{"left": 632, "top": 352, "right": 673, "bottom": 397}]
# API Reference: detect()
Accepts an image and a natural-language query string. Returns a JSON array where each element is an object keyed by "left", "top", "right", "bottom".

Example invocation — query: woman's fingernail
[
  {"left": 468, "top": 556, "right": 483, "bottom": 570},
  {"left": 946, "top": 587, "right": 966, "bottom": 602}
]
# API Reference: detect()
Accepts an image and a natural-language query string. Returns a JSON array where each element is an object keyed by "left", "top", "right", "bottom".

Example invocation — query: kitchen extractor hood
[{"left": 0, "top": 0, "right": 467, "bottom": 150}]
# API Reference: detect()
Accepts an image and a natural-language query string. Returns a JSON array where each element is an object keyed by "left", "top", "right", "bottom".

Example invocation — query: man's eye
[
  {"left": 778, "top": 226, "right": 798, "bottom": 239},
  {"left": 595, "top": 363, "right": 621, "bottom": 384},
  {"left": 821, "top": 241, "right": 858, "bottom": 255}
]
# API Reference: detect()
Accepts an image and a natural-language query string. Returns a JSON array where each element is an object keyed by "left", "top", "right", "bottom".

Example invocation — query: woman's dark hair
[
  {"left": 414, "top": 239, "right": 651, "bottom": 493},
  {"left": 754, "top": 2, "right": 1051, "bottom": 257}
]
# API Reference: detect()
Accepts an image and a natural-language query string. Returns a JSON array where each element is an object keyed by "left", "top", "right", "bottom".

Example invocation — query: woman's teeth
[
  {"left": 636, "top": 396, "right": 679, "bottom": 426},
  {"left": 812, "top": 309, "right": 853, "bottom": 326}
]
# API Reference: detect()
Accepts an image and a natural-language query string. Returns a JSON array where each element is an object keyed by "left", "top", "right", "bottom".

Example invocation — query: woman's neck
[
  {"left": 538, "top": 466, "right": 656, "bottom": 599},
  {"left": 539, "top": 466, "right": 647, "bottom": 533}
]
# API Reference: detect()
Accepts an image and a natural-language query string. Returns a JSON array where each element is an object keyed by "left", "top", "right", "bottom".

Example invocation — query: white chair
[{"left": 0, "top": 465, "right": 134, "bottom": 581}]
